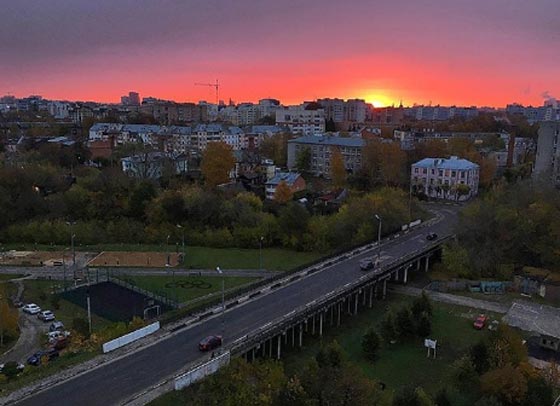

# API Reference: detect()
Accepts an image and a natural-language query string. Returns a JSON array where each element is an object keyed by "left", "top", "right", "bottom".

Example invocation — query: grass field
[
  {"left": 88, "top": 251, "right": 181, "bottom": 267},
  {"left": 282, "top": 293, "right": 496, "bottom": 396},
  {"left": 118, "top": 275, "right": 259, "bottom": 303},
  {"left": 182, "top": 247, "right": 322, "bottom": 271}
]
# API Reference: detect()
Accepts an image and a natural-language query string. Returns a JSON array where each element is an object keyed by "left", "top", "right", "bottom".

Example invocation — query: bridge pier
[
  {"left": 362, "top": 288, "right": 367, "bottom": 306},
  {"left": 277, "top": 335, "right": 281, "bottom": 359},
  {"left": 382, "top": 278, "right": 387, "bottom": 299},
  {"left": 368, "top": 284, "right": 373, "bottom": 308},
  {"left": 346, "top": 296, "right": 351, "bottom": 314},
  {"left": 312, "top": 314, "right": 316, "bottom": 335},
  {"left": 337, "top": 302, "right": 341, "bottom": 326},
  {"left": 269, "top": 338, "right": 273, "bottom": 358},
  {"left": 417, "top": 259, "right": 421, "bottom": 271},
  {"left": 299, "top": 323, "right": 303, "bottom": 347},
  {"left": 292, "top": 326, "right": 295, "bottom": 347},
  {"left": 425, "top": 255, "right": 430, "bottom": 272},
  {"left": 354, "top": 293, "right": 358, "bottom": 315},
  {"left": 403, "top": 266, "right": 409, "bottom": 284},
  {"left": 319, "top": 312, "right": 323, "bottom": 337},
  {"left": 374, "top": 284, "right": 378, "bottom": 299},
  {"left": 330, "top": 305, "right": 334, "bottom": 326}
]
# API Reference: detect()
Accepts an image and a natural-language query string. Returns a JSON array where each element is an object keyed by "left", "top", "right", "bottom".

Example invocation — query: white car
[
  {"left": 38, "top": 310, "right": 55, "bottom": 322},
  {"left": 47, "top": 330, "right": 70, "bottom": 344},
  {"left": 22, "top": 304, "right": 41, "bottom": 315}
]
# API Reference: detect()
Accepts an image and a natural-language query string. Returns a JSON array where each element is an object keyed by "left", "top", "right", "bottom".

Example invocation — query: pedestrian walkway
[{"left": 390, "top": 285, "right": 510, "bottom": 314}]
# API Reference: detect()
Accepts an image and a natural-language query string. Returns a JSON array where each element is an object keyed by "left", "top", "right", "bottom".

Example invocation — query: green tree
[
  {"left": 452, "top": 356, "right": 479, "bottom": 392},
  {"left": 274, "top": 180, "right": 294, "bottom": 204},
  {"left": 362, "top": 328, "right": 381, "bottom": 361},
  {"left": 415, "top": 312, "right": 432, "bottom": 337},
  {"left": 396, "top": 307, "right": 414, "bottom": 339},
  {"left": 411, "top": 291, "right": 432, "bottom": 318},
  {"left": 380, "top": 310, "right": 398, "bottom": 343},
  {"left": 442, "top": 242, "right": 471, "bottom": 278},
  {"left": 295, "top": 147, "right": 311, "bottom": 173},
  {"left": 469, "top": 341, "right": 491, "bottom": 375},
  {"left": 72, "top": 317, "right": 90, "bottom": 339},
  {"left": 315, "top": 340, "right": 345, "bottom": 369},
  {"left": 2, "top": 361, "right": 20, "bottom": 380},
  {"left": 0, "top": 297, "right": 18, "bottom": 346}
]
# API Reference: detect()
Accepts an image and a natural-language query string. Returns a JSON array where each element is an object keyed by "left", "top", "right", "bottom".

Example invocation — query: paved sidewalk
[{"left": 390, "top": 285, "right": 510, "bottom": 314}]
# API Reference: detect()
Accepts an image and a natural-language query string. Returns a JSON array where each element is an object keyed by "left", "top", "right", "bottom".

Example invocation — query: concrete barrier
[
  {"left": 174, "top": 352, "right": 230, "bottom": 390},
  {"left": 102, "top": 322, "right": 160, "bottom": 353}
]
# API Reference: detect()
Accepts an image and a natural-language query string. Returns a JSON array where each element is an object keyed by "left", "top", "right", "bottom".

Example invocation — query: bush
[
  {"left": 362, "top": 328, "right": 381, "bottom": 361},
  {"left": 416, "top": 312, "right": 432, "bottom": 337},
  {"left": 2, "top": 361, "right": 20, "bottom": 380},
  {"left": 72, "top": 317, "right": 90, "bottom": 339},
  {"left": 380, "top": 310, "right": 398, "bottom": 343}
]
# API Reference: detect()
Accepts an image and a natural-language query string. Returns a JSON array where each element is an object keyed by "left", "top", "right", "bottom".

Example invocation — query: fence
[
  {"left": 102, "top": 321, "right": 160, "bottom": 353},
  {"left": 174, "top": 351, "right": 231, "bottom": 390}
]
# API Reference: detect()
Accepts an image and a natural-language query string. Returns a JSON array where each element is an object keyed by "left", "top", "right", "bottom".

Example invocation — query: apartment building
[
  {"left": 411, "top": 156, "right": 479, "bottom": 201},
  {"left": 534, "top": 121, "right": 560, "bottom": 185},
  {"left": 287, "top": 135, "right": 366, "bottom": 176},
  {"left": 276, "top": 106, "right": 325, "bottom": 135}
]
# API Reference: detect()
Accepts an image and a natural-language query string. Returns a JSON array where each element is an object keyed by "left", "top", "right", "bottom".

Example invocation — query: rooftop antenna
[{"left": 195, "top": 79, "right": 220, "bottom": 105}]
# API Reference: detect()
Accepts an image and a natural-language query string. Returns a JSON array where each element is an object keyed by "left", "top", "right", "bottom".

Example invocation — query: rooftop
[
  {"left": 288, "top": 135, "right": 366, "bottom": 148},
  {"left": 412, "top": 156, "right": 478, "bottom": 170},
  {"left": 266, "top": 171, "right": 302, "bottom": 186}
]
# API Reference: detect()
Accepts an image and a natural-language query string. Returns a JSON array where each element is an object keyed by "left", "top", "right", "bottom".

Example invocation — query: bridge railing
[{"left": 228, "top": 236, "right": 453, "bottom": 355}]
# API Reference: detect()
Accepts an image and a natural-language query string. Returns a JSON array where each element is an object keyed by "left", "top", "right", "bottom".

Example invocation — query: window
[
  {"left": 439, "top": 170, "right": 443, "bottom": 176},
  {"left": 414, "top": 168, "right": 418, "bottom": 173},
  {"left": 451, "top": 171, "right": 456, "bottom": 177}
]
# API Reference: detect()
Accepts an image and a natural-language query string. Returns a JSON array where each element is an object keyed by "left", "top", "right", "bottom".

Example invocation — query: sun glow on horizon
[{"left": 362, "top": 92, "right": 397, "bottom": 108}]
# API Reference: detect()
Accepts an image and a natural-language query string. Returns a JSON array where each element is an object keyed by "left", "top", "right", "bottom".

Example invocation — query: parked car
[
  {"left": 50, "top": 337, "right": 69, "bottom": 351},
  {"left": 47, "top": 330, "right": 70, "bottom": 343},
  {"left": 27, "top": 348, "right": 59, "bottom": 366},
  {"left": 473, "top": 314, "right": 488, "bottom": 330},
  {"left": 199, "top": 335, "right": 223, "bottom": 352},
  {"left": 426, "top": 233, "right": 438, "bottom": 241},
  {"left": 49, "top": 321, "right": 65, "bottom": 332},
  {"left": 38, "top": 310, "right": 55, "bottom": 322},
  {"left": 22, "top": 304, "right": 41, "bottom": 315}
]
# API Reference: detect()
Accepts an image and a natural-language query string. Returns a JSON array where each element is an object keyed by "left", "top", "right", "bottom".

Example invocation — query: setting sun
[{"left": 362, "top": 92, "right": 397, "bottom": 108}]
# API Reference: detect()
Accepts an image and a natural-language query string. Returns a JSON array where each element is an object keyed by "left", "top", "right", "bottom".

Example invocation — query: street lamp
[
  {"left": 66, "top": 221, "right": 76, "bottom": 280},
  {"left": 166, "top": 234, "right": 170, "bottom": 267},
  {"left": 176, "top": 224, "right": 185, "bottom": 261},
  {"left": 374, "top": 214, "right": 382, "bottom": 263},
  {"left": 216, "top": 266, "right": 225, "bottom": 342},
  {"left": 259, "top": 236, "right": 264, "bottom": 270}
]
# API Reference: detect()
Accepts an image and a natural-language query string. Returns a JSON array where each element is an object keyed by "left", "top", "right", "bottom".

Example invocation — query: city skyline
[{"left": 1, "top": 0, "right": 559, "bottom": 107}]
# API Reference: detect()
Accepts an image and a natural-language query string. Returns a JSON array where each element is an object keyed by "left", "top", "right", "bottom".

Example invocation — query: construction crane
[{"left": 194, "top": 79, "right": 220, "bottom": 105}]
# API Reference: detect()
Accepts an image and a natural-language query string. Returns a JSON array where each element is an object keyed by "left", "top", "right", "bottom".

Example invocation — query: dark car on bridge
[
  {"left": 426, "top": 232, "right": 438, "bottom": 241},
  {"left": 359, "top": 258, "right": 377, "bottom": 271},
  {"left": 199, "top": 335, "right": 222, "bottom": 352}
]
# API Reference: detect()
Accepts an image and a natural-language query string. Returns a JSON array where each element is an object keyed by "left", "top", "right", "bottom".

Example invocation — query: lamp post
[
  {"left": 259, "top": 236, "right": 264, "bottom": 270},
  {"left": 66, "top": 221, "right": 76, "bottom": 280},
  {"left": 216, "top": 266, "right": 225, "bottom": 342},
  {"left": 166, "top": 234, "right": 170, "bottom": 267},
  {"left": 374, "top": 214, "right": 382, "bottom": 263},
  {"left": 176, "top": 224, "right": 185, "bottom": 261}
]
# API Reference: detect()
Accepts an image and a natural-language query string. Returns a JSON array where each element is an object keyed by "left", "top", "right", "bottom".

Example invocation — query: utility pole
[{"left": 216, "top": 266, "right": 225, "bottom": 343}]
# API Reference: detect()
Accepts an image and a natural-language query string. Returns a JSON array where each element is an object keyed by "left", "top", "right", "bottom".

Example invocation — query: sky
[{"left": 1, "top": 0, "right": 559, "bottom": 107}]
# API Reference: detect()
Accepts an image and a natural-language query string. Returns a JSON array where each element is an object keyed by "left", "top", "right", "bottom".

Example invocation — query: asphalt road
[{"left": 14, "top": 206, "right": 458, "bottom": 406}]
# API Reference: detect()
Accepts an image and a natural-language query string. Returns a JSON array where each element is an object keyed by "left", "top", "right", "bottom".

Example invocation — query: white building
[
  {"left": 121, "top": 152, "right": 188, "bottom": 179},
  {"left": 191, "top": 124, "right": 243, "bottom": 151},
  {"left": 411, "top": 156, "right": 479, "bottom": 201},
  {"left": 275, "top": 106, "right": 325, "bottom": 135}
]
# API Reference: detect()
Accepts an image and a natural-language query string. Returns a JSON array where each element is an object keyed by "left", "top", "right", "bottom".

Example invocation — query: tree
[
  {"left": 315, "top": 340, "right": 345, "bottom": 369},
  {"left": 295, "top": 147, "right": 311, "bottom": 173},
  {"left": 411, "top": 291, "right": 432, "bottom": 318},
  {"left": 415, "top": 312, "right": 432, "bottom": 337},
  {"left": 362, "top": 328, "right": 381, "bottom": 361},
  {"left": 452, "top": 356, "right": 479, "bottom": 391},
  {"left": 330, "top": 147, "right": 346, "bottom": 187},
  {"left": 488, "top": 325, "right": 527, "bottom": 369},
  {"left": 380, "top": 310, "right": 398, "bottom": 343},
  {"left": 274, "top": 181, "right": 294, "bottom": 204},
  {"left": 0, "top": 297, "right": 18, "bottom": 346},
  {"left": 396, "top": 307, "right": 414, "bottom": 339},
  {"left": 200, "top": 142, "right": 235, "bottom": 188},
  {"left": 469, "top": 341, "right": 491, "bottom": 375},
  {"left": 480, "top": 365, "right": 527, "bottom": 405},
  {"left": 72, "top": 317, "right": 90, "bottom": 339},
  {"left": 393, "top": 386, "right": 434, "bottom": 406},
  {"left": 442, "top": 242, "right": 471, "bottom": 278}
]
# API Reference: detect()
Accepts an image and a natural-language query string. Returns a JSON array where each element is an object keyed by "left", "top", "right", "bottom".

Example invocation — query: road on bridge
[{"left": 12, "top": 206, "right": 459, "bottom": 406}]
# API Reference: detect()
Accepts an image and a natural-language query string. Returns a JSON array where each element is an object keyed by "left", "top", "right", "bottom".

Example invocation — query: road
[{"left": 12, "top": 206, "right": 458, "bottom": 406}]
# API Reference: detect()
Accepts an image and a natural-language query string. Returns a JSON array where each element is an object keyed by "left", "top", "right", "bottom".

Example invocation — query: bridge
[{"left": 11, "top": 206, "right": 458, "bottom": 406}]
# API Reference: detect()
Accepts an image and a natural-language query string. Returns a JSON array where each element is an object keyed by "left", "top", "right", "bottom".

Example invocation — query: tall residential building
[
  {"left": 317, "top": 98, "right": 345, "bottom": 123},
  {"left": 276, "top": 106, "right": 325, "bottom": 135},
  {"left": 534, "top": 121, "right": 560, "bottom": 184},
  {"left": 411, "top": 156, "right": 479, "bottom": 201},
  {"left": 287, "top": 135, "right": 366, "bottom": 176},
  {"left": 121, "top": 91, "right": 140, "bottom": 106}
]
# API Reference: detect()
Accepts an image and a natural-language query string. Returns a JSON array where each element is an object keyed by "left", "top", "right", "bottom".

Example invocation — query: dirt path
[{"left": 390, "top": 285, "right": 510, "bottom": 314}]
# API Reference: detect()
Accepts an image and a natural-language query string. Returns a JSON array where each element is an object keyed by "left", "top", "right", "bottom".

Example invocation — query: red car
[
  {"left": 199, "top": 335, "right": 223, "bottom": 351},
  {"left": 473, "top": 314, "right": 488, "bottom": 330}
]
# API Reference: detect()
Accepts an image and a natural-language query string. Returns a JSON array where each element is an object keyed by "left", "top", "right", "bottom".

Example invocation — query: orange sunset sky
[{"left": 1, "top": 0, "right": 559, "bottom": 107}]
